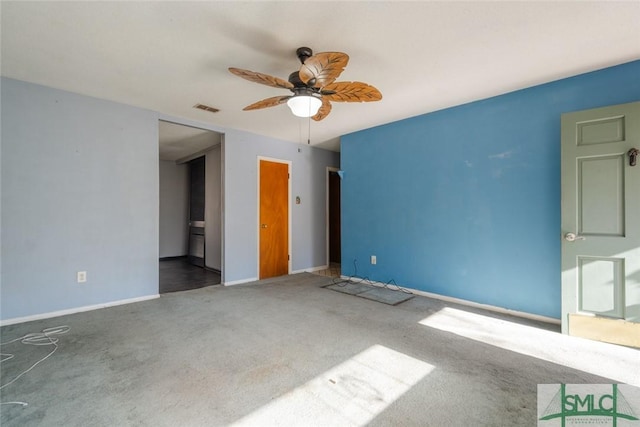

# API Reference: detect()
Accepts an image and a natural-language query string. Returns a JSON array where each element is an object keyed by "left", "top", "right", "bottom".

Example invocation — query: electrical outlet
[
  {"left": 77, "top": 271, "right": 87, "bottom": 283},
  {"left": 371, "top": 255, "right": 377, "bottom": 265}
]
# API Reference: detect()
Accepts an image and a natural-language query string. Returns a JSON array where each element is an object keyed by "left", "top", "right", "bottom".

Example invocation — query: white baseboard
[
  {"left": 291, "top": 265, "right": 329, "bottom": 274},
  {"left": 0, "top": 294, "right": 160, "bottom": 327},
  {"left": 339, "top": 275, "right": 560, "bottom": 325},
  {"left": 223, "top": 277, "right": 258, "bottom": 286}
]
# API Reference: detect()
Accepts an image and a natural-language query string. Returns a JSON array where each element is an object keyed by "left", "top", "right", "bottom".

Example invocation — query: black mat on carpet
[{"left": 325, "top": 282, "right": 414, "bottom": 305}]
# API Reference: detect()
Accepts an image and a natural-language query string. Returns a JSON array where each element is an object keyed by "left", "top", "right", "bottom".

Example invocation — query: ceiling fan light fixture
[
  {"left": 287, "top": 94, "right": 322, "bottom": 118},
  {"left": 229, "top": 48, "right": 381, "bottom": 121}
]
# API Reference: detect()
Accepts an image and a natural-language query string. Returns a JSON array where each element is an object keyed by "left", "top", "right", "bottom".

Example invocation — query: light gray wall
[
  {"left": 159, "top": 160, "right": 188, "bottom": 258},
  {"left": 1, "top": 79, "right": 340, "bottom": 321},
  {"left": 205, "top": 145, "right": 222, "bottom": 270},
  {"left": 223, "top": 129, "right": 340, "bottom": 283},
  {"left": 1, "top": 78, "right": 159, "bottom": 321},
  {"left": 0, "top": 79, "right": 3, "bottom": 297}
]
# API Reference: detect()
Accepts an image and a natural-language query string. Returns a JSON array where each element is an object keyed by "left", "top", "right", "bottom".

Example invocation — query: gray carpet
[{"left": 1, "top": 273, "right": 638, "bottom": 426}]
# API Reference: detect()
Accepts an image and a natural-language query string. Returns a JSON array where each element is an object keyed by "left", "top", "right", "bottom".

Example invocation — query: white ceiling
[
  {"left": 158, "top": 121, "right": 221, "bottom": 161},
  {"left": 2, "top": 1, "right": 639, "bottom": 152}
]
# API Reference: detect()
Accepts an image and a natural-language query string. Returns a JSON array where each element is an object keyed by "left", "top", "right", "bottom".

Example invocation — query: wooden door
[
  {"left": 259, "top": 160, "right": 289, "bottom": 279},
  {"left": 561, "top": 102, "right": 640, "bottom": 348}
]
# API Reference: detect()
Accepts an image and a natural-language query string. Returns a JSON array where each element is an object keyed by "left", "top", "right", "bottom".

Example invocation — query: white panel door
[{"left": 561, "top": 102, "right": 640, "bottom": 347}]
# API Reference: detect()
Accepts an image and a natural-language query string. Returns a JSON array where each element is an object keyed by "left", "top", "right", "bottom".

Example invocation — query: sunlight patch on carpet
[
  {"left": 230, "top": 345, "right": 434, "bottom": 426},
  {"left": 418, "top": 307, "right": 640, "bottom": 384}
]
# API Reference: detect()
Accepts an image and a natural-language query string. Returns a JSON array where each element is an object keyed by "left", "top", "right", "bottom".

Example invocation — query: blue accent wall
[{"left": 341, "top": 60, "right": 640, "bottom": 319}]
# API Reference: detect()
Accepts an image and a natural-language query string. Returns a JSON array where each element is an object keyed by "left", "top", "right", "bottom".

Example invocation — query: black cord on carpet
[{"left": 327, "top": 259, "right": 413, "bottom": 295}]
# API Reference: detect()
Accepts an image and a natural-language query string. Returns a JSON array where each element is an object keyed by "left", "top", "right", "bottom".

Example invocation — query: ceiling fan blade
[
  {"left": 243, "top": 95, "right": 292, "bottom": 111},
  {"left": 299, "top": 52, "right": 349, "bottom": 88},
  {"left": 229, "top": 67, "right": 294, "bottom": 90},
  {"left": 321, "top": 81, "right": 382, "bottom": 102},
  {"left": 312, "top": 98, "right": 332, "bottom": 121}
]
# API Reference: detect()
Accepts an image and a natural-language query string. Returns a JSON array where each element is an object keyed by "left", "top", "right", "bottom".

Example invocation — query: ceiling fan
[{"left": 229, "top": 47, "right": 382, "bottom": 121}]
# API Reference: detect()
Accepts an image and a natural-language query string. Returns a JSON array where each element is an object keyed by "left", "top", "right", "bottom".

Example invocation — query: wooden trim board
[{"left": 569, "top": 313, "right": 640, "bottom": 348}]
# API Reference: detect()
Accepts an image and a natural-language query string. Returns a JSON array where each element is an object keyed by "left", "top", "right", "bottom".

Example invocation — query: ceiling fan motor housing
[
  {"left": 291, "top": 86, "right": 322, "bottom": 99},
  {"left": 288, "top": 71, "right": 320, "bottom": 93},
  {"left": 288, "top": 71, "right": 306, "bottom": 87}
]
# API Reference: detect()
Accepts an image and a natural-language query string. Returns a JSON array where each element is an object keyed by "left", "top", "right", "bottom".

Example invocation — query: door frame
[
  {"left": 157, "top": 119, "right": 225, "bottom": 286},
  {"left": 326, "top": 166, "right": 340, "bottom": 268},
  {"left": 256, "top": 156, "right": 292, "bottom": 278}
]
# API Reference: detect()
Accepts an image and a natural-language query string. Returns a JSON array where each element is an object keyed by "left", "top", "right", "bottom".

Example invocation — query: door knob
[
  {"left": 261, "top": 224, "right": 268, "bottom": 229},
  {"left": 565, "top": 232, "right": 586, "bottom": 242},
  {"left": 629, "top": 148, "right": 639, "bottom": 166}
]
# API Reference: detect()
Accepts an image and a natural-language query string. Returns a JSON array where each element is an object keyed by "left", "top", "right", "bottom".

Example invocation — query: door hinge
[
  {"left": 288, "top": 255, "right": 290, "bottom": 260},
  {"left": 288, "top": 173, "right": 290, "bottom": 179}
]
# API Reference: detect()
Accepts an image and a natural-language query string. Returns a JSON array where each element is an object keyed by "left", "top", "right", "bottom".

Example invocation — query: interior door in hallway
[
  {"left": 188, "top": 156, "right": 205, "bottom": 267},
  {"left": 259, "top": 159, "right": 289, "bottom": 279},
  {"left": 561, "top": 101, "right": 640, "bottom": 348}
]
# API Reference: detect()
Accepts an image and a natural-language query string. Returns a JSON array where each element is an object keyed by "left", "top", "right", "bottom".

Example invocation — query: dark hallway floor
[{"left": 159, "top": 257, "right": 221, "bottom": 294}]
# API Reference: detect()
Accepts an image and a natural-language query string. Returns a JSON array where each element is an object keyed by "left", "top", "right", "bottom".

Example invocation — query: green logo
[{"left": 539, "top": 384, "right": 639, "bottom": 426}]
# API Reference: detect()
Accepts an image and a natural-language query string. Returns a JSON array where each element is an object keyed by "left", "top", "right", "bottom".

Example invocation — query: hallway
[{"left": 159, "top": 257, "right": 221, "bottom": 293}]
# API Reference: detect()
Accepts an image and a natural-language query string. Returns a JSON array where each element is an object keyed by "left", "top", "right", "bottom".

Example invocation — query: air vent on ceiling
[{"left": 193, "top": 103, "right": 220, "bottom": 113}]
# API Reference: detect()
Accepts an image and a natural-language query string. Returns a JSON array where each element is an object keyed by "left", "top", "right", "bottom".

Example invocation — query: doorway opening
[
  {"left": 158, "top": 120, "right": 223, "bottom": 293},
  {"left": 324, "top": 167, "right": 341, "bottom": 278}
]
